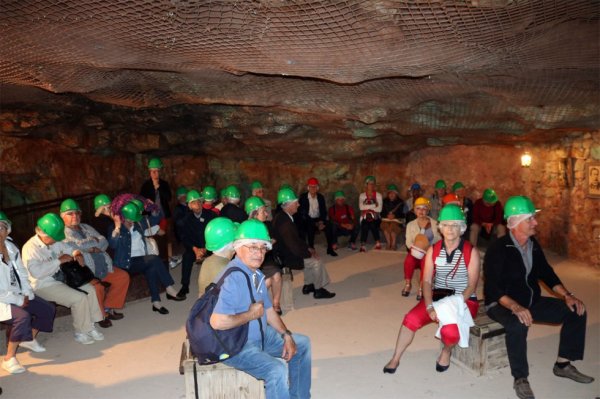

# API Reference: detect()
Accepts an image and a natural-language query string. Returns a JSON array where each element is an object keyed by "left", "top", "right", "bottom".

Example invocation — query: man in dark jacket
[
  {"left": 220, "top": 185, "right": 248, "bottom": 223},
  {"left": 272, "top": 187, "right": 335, "bottom": 299},
  {"left": 298, "top": 177, "right": 336, "bottom": 256},
  {"left": 484, "top": 196, "right": 593, "bottom": 399},
  {"left": 139, "top": 157, "right": 172, "bottom": 219}
]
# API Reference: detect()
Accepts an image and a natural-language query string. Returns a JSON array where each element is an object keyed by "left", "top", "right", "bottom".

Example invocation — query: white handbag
[{"left": 145, "top": 237, "right": 159, "bottom": 256}]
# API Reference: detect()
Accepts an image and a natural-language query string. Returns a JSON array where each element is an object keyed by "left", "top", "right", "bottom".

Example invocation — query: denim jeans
[
  {"left": 129, "top": 255, "right": 175, "bottom": 302},
  {"left": 224, "top": 325, "right": 311, "bottom": 399}
]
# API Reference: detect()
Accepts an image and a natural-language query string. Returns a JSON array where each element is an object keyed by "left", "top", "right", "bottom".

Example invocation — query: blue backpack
[{"left": 186, "top": 266, "right": 264, "bottom": 364}]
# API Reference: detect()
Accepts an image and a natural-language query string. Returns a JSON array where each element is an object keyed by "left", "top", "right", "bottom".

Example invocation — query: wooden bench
[
  {"left": 450, "top": 301, "right": 509, "bottom": 376},
  {"left": 179, "top": 339, "right": 266, "bottom": 399}
]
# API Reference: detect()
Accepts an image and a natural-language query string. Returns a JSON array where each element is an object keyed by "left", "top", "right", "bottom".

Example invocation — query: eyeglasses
[
  {"left": 440, "top": 223, "right": 462, "bottom": 230},
  {"left": 243, "top": 245, "right": 268, "bottom": 254}
]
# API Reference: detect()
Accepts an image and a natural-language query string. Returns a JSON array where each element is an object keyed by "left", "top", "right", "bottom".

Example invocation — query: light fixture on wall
[{"left": 521, "top": 152, "right": 532, "bottom": 167}]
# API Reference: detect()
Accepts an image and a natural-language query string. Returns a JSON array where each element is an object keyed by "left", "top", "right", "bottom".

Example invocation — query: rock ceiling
[{"left": 1, "top": 1, "right": 599, "bottom": 160}]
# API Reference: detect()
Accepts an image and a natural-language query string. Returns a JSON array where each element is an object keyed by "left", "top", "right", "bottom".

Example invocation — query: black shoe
[
  {"left": 383, "top": 365, "right": 398, "bottom": 374},
  {"left": 313, "top": 288, "right": 336, "bottom": 299},
  {"left": 166, "top": 293, "right": 186, "bottom": 301},
  {"left": 302, "top": 284, "right": 315, "bottom": 295},
  {"left": 327, "top": 248, "right": 338, "bottom": 257},
  {"left": 97, "top": 317, "right": 112, "bottom": 328},
  {"left": 107, "top": 310, "right": 124, "bottom": 321},
  {"left": 436, "top": 361, "right": 449, "bottom": 372},
  {"left": 152, "top": 305, "right": 169, "bottom": 315},
  {"left": 177, "top": 286, "right": 189, "bottom": 297}
]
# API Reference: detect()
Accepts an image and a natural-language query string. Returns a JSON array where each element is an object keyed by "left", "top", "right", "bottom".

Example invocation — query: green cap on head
[
  {"left": 245, "top": 196, "right": 266, "bottom": 215},
  {"left": 37, "top": 213, "right": 65, "bottom": 241},
  {"left": 387, "top": 184, "right": 399, "bottom": 193},
  {"left": 250, "top": 181, "right": 263, "bottom": 191},
  {"left": 0, "top": 211, "right": 12, "bottom": 233},
  {"left": 176, "top": 186, "right": 188, "bottom": 197},
  {"left": 202, "top": 186, "right": 217, "bottom": 202},
  {"left": 60, "top": 198, "right": 81, "bottom": 214},
  {"left": 434, "top": 180, "right": 447, "bottom": 190},
  {"left": 148, "top": 157, "right": 163, "bottom": 169},
  {"left": 452, "top": 181, "right": 465, "bottom": 192},
  {"left": 94, "top": 194, "right": 111, "bottom": 211},
  {"left": 131, "top": 199, "right": 144, "bottom": 213},
  {"left": 438, "top": 204, "right": 466, "bottom": 222},
  {"left": 205, "top": 217, "right": 237, "bottom": 252},
  {"left": 186, "top": 189, "right": 202, "bottom": 204},
  {"left": 279, "top": 183, "right": 293, "bottom": 191},
  {"left": 334, "top": 191, "right": 345, "bottom": 200},
  {"left": 121, "top": 202, "right": 142, "bottom": 222},
  {"left": 224, "top": 185, "right": 241, "bottom": 200},
  {"left": 235, "top": 219, "right": 271, "bottom": 243},
  {"left": 483, "top": 188, "right": 498, "bottom": 204},
  {"left": 277, "top": 187, "right": 297, "bottom": 205},
  {"left": 504, "top": 196, "right": 537, "bottom": 219},
  {"left": 364, "top": 175, "right": 376, "bottom": 184}
]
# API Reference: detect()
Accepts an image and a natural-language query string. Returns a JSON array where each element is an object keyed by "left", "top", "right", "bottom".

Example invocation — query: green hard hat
[
  {"left": 387, "top": 184, "right": 399, "bottom": 193},
  {"left": 0, "top": 211, "right": 12, "bottom": 232},
  {"left": 277, "top": 187, "right": 297, "bottom": 204},
  {"left": 334, "top": 190, "right": 345, "bottom": 199},
  {"left": 60, "top": 198, "right": 81, "bottom": 214},
  {"left": 37, "top": 213, "right": 65, "bottom": 241},
  {"left": 250, "top": 181, "right": 263, "bottom": 190},
  {"left": 176, "top": 186, "right": 188, "bottom": 197},
  {"left": 452, "top": 181, "right": 465, "bottom": 192},
  {"left": 186, "top": 189, "right": 203, "bottom": 204},
  {"left": 279, "top": 183, "right": 293, "bottom": 190},
  {"left": 224, "top": 185, "right": 241, "bottom": 199},
  {"left": 434, "top": 179, "right": 447, "bottom": 190},
  {"left": 245, "top": 196, "right": 266, "bottom": 215},
  {"left": 504, "top": 196, "right": 537, "bottom": 219},
  {"left": 122, "top": 202, "right": 143, "bottom": 222},
  {"left": 483, "top": 188, "right": 498, "bottom": 204},
  {"left": 94, "top": 194, "right": 111, "bottom": 210},
  {"left": 148, "top": 157, "right": 163, "bottom": 169},
  {"left": 438, "top": 204, "right": 466, "bottom": 222},
  {"left": 205, "top": 217, "right": 237, "bottom": 252},
  {"left": 364, "top": 175, "right": 376, "bottom": 184},
  {"left": 131, "top": 199, "right": 144, "bottom": 212},
  {"left": 235, "top": 219, "right": 271, "bottom": 244},
  {"left": 202, "top": 186, "right": 217, "bottom": 202}
]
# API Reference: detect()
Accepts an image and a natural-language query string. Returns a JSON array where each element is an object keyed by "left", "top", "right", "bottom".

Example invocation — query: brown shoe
[
  {"left": 553, "top": 363, "right": 594, "bottom": 384},
  {"left": 513, "top": 378, "right": 534, "bottom": 399},
  {"left": 97, "top": 317, "right": 113, "bottom": 328},
  {"left": 107, "top": 311, "right": 124, "bottom": 321}
]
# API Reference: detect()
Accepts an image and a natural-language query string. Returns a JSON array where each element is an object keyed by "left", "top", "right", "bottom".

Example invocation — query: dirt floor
[{"left": 1, "top": 245, "right": 598, "bottom": 398}]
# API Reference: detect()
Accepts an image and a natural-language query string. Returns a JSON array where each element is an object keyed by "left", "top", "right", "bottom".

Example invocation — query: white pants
[{"left": 303, "top": 257, "right": 330, "bottom": 289}]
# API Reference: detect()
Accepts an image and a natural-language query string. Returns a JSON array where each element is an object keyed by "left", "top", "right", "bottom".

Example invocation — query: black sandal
[{"left": 401, "top": 283, "right": 411, "bottom": 297}]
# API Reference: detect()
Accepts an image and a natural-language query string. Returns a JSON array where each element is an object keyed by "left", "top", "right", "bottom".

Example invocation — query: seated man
[
  {"left": 61, "top": 198, "right": 130, "bottom": 328},
  {"left": 429, "top": 179, "right": 447, "bottom": 221},
  {"left": 469, "top": 188, "right": 506, "bottom": 247},
  {"left": 211, "top": 219, "right": 311, "bottom": 399},
  {"left": 298, "top": 177, "right": 335, "bottom": 255},
  {"left": 484, "top": 196, "right": 593, "bottom": 399},
  {"left": 250, "top": 180, "right": 273, "bottom": 221},
  {"left": 272, "top": 188, "right": 335, "bottom": 299},
  {"left": 220, "top": 185, "right": 247, "bottom": 223},
  {"left": 201, "top": 186, "right": 221, "bottom": 215},
  {"left": 22, "top": 213, "right": 105, "bottom": 345},
  {"left": 327, "top": 190, "right": 358, "bottom": 250},
  {"left": 197, "top": 217, "right": 237, "bottom": 295}
]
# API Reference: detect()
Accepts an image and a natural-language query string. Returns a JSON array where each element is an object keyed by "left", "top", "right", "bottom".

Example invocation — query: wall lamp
[{"left": 521, "top": 152, "right": 532, "bottom": 168}]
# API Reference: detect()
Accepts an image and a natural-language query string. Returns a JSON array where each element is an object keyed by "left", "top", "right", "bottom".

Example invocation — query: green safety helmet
[
  {"left": 250, "top": 181, "right": 263, "bottom": 191},
  {"left": 438, "top": 204, "right": 466, "bottom": 222},
  {"left": 148, "top": 157, "right": 163, "bottom": 169},
  {"left": 279, "top": 183, "right": 293, "bottom": 190},
  {"left": 176, "top": 186, "right": 188, "bottom": 197},
  {"left": 483, "top": 188, "right": 498, "bottom": 204},
  {"left": 235, "top": 219, "right": 271, "bottom": 247},
  {"left": 364, "top": 175, "right": 376, "bottom": 184},
  {"left": 504, "top": 196, "right": 537, "bottom": 219},
  {"left": 94, "top": 194, "right": 111, "bottom": 211},
  {"left": 60, "top": 198, "right": 81, "bottom": 214},
  {"left": 224, "top": 185, "right": 241, "bottom": 199},
  {"left": 202, "top": 186, "right": 217, "bottom": 202},
  {"left": 434, "top": 179, "right": 447, "bottom": 190},
  {"left": 334, "top": 190, "right": 345, "bottom": 199},
  {"left": 387, "top": 184, "right": 399, "bottom": 193},
  {"left": 121, "top": 202, "right": 143, "bottom": 222},
  {"left": 0, "top": 211, "right": 12, "bottom": 233},
  {"left": 452, "top": 181, "right": 465, "bottom": 192},
  {"left": 131, "top": 199, "right": 144, "bottom": 212},
  {"left": 37, "top": 213, "right": 65, "bottom": 241},
  {"left": 245, "top": 196, "right": 266, "bottom": 215},
  {"left": 277, "top": 187, "right": 297, "bottom": 205},
  {"left": 186, "top": 189, "right": 202, "bottom": 204},
  {"left": 205, "top": 217, "right": 237, "bottom": 252}
]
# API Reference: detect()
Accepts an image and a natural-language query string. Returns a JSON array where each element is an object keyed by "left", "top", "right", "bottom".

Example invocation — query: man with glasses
[
  {"left": 211, "top": 219, "right": 312, "bottom": 399},
  {"left": 484, "top": 196, "right": 593, "bottom": 399}
]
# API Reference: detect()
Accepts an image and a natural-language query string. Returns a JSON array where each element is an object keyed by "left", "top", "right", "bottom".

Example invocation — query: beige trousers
[
  {"left": 35, "top": 282, "right": 103, "bottom": 334},
  {"left": 303, "top": 257, "right": 330, "bottom": 289}
]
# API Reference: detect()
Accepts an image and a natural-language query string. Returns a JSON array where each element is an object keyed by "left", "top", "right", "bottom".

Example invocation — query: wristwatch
[{"left": 281, "top": 329, "right": 292, "bottom": 339}]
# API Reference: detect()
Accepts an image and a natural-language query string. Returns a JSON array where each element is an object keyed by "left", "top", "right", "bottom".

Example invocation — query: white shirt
[
  {"left": 308, "top": 194, "right": 320, "bottom": 218},
  {"left": 0, "top": 239, "right": 35, "bottom": 321},
  {"left": 22, "top": 235, "right": 77, "bottom": 290},
  {"left": 130, "top": 226, "right": 146, "bottom": 257}
]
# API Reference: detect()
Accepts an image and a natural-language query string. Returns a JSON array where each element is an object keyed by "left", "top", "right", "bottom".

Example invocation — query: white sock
[{"left": 165, "top": 286, "right": 178, "bottom": 297}]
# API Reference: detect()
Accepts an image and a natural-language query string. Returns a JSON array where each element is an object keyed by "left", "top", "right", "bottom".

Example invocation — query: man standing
[
  {"left": 272, "top": 187, "right": 335, "bottom": 299},
  {"left": 484, "top": 196, "right": 593, "bottom": 399}
]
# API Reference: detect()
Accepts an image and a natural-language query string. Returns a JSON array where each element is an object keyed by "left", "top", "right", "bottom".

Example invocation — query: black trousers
[
  {"left": 302, "top": 217, "right": 333, "bottom": 249},
  {"left": 360, "top": 218, "right": 381, "bottom": 243},
  {"left": 487, "top": 296, "right": 587, "bottom": 379},
  {"left": 329, "top": 223, "right": 358, "bottom": 245}
]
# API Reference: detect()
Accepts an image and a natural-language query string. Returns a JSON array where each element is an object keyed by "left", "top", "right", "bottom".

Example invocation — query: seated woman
[
  {"left": 0, "top": 212, "right": 55, "bottom": 374},
  {"left": 384, "top": 204, "right": 479, "bottom": 374},
  {"left": 358, "top": 175, "right": 383, "bottom": 252},
  {"left": 402, "top": 197, "right": 441, "bottom": 298},
  {"left": 108, "top": 201, "right": 184, "bottom": 315},
  {"left": 245, "top": 196, "right": 283, "bottom": 315},
  {"left": 380, "top": 184, "right": 405, "bottom": 250}
]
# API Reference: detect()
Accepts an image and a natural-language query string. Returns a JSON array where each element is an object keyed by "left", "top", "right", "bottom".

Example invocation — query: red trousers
[
  {"left": 92, "top": 267, "right": 130, "bottom": 317},
  {"left": 403, "top": 252, "right": 425, "bottom": 280}
]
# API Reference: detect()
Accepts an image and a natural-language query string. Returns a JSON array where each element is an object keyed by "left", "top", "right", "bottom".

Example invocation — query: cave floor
[{"left": 1, "top": 245, "right": 598, "bottom": 399}]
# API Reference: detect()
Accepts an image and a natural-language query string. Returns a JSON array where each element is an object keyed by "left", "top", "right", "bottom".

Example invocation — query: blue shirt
[{"left": 213, "top": 257, "right": 272, "bottom": 344}]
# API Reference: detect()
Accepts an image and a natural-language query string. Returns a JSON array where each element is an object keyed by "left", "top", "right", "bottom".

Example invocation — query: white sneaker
[
  {"left": 74, "top": 332, "right": 94, "bottom": 345},
  {"left": 20, "top": 339, "right": 46, "bottom": 353},
  {"left": 88, "top": 328, "right": 104, "bottom": 341},
  {"left": 2, "top": 357, "right": 26, "bottom": 374}
]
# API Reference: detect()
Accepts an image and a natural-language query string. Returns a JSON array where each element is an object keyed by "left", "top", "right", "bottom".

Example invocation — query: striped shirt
[{"left": 433, "top": 244, "right": 469, "bottom": 294}]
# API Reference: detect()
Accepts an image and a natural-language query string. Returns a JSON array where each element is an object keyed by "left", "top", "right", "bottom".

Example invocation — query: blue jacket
[{"left": 107, "top": 218, "right": 154, "bottom": 270}]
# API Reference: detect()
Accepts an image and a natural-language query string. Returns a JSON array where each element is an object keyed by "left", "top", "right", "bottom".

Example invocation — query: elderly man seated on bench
[{"left": 210, "top": 219, "right": 311, "bottom": 399}]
